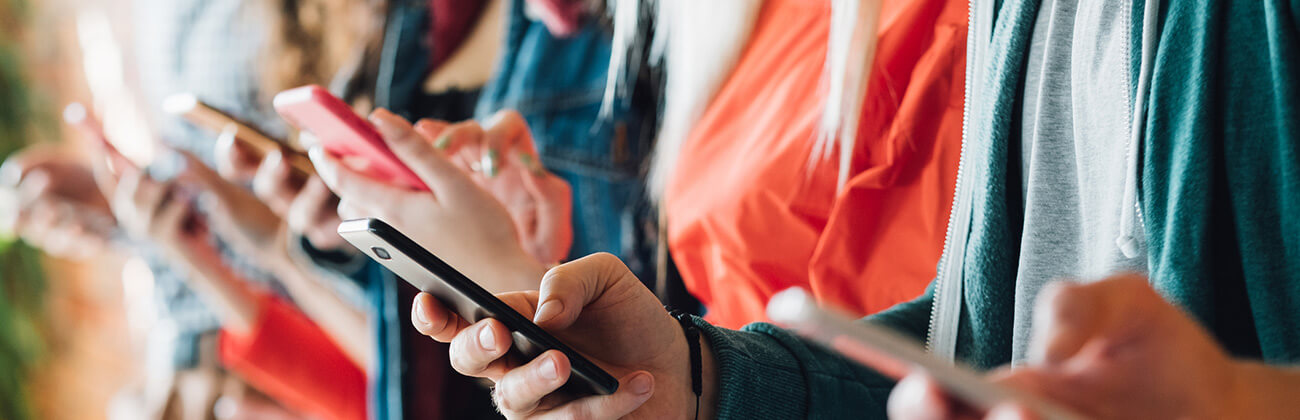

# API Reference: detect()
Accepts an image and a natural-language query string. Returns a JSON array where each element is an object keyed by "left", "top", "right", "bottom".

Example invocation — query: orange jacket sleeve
[{"left": 218, "top": 293, "right": 368, "bottom": 420}]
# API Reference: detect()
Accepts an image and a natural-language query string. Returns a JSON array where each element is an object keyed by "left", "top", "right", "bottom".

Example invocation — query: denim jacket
[{"left": 475, "top": 0, "right": 659, "bottom": 280}]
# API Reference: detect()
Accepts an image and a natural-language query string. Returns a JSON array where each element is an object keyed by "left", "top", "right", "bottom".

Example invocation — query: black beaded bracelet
[{"left": 669, "top": 309, "right": 703, "bottom": 420}]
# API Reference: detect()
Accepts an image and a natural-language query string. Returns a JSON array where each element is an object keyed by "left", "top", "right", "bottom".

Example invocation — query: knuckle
[
  {"left": 494, "top": 385, "right": 524, "bottom": 413},
  {"left": 449, "top": 335, "right": 487, "bottom": 375},
  {"left": 589, "top": 252, "right": 619, "bottom": 264},
  {"left": 567, "top": 406, "right": 595, "bottom": 420}
]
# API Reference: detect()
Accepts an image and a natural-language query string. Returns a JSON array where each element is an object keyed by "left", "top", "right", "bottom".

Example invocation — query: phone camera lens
[{"left": 372, "top": 247, "right": 391, "bottom": 260}]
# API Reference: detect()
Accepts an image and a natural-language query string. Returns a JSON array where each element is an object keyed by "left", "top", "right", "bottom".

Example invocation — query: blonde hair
[{"left": 604, "top": 0, "right": 881, "bottom": 201}]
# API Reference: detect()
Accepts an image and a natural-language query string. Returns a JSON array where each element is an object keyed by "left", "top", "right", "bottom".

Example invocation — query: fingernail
[
  {"left": 987, "top": 404, "right": 1031, "bottom": 420},
  {"left": 307, "top": 146, "right": 325, "bottom": 162},
  {"left": 629, "top": 373, "right": 652, "bottom": 395},
  {"left": 478, "top": 323, "right": 497, "bottom": 352},
  {"left": 368, "top": 108, "right": 393, "bottom": 126},
  {"left": 534, "top": 300, "right": 563, "bottom": 325},
  {"left": 264, "top": 149, "right": 284, "bottom": 169},
  {"left": 518, "top": 153, "right": 543, "bottom": 175},
  {"left": 413, "top": 296, "right": 430, "bottom": 326},
  {"left": 434, "top": 133, "right": 452, "bottom": 150},
  {"left": 539, "top": 356, "right": 560, "bottom": 382},
  {"left": 481, "top": 149, "right": 499, "bottom": 178},
  {"left": 0, "top": 161, "right": 20, "bottom": 188},
  {"left": 308, "top": 147, "right": 335, "bottom": 183}
]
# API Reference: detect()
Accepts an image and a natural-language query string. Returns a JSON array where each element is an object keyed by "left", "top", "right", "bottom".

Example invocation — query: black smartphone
[{"left": 337, "top": 218, "right": 619, "bottom": 396}]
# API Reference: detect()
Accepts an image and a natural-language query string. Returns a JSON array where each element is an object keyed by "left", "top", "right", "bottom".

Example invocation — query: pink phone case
[{"left": 273, "top": 85, "right": 428, "bottom": 191}]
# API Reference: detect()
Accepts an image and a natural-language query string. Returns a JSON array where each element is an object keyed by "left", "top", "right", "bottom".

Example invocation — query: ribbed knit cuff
[{"left": 690, "top": 317, "right": 808, "bottom": 419}]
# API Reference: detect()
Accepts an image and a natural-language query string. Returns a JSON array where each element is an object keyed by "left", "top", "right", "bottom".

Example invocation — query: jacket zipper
[{"left": 926, "top": 0, "right": 987, "bottom": 358}]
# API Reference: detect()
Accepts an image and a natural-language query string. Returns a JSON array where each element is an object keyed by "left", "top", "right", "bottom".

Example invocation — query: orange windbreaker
[{"left": 666, "top": 0, "right": 967, "bottom": 328}]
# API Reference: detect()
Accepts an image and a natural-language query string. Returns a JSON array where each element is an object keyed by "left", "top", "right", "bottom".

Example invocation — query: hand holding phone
[
  {"left": 767, "top": 288, "right": 1086, "bottom": 420},
  {"left": 164, "top": 93, "right": 314, "bottom": 175},
  {"left": 273, "top": 86, "right": 426, "bottom": 191},
  {"left": 337, "top": 218, "right": 618, "bottom": 395}
]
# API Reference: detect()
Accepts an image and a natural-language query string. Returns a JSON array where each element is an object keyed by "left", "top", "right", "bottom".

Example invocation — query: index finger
[
  {"left": 480, "top": 110, "right": 538, "bottom": 178},
  {"left": 213, "top": 125, "right": 264, "bottom": 182},
  {"left": 412, "top": 292, "right": 469, "bottom": 342},
  {"left": 482, "top": 110, "right": 538, "bottom": 159},
  {"left": 308, "top": 145, "right": 412, "bottom": 213},
  {"left": 369, "top": 109, "right": 480, "bottom": 198}
]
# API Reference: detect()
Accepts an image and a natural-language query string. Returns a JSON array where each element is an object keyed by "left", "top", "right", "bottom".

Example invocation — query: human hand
[
  {"left": 411, "top": 253, "right": 709, "bottom": 419},
  {"left": 100, "top": 152, "right": 259, "bottom": 331},
  {"left": 309, "top": 108, "right": 546, "bottom": 293},
  {"left": 436, "top": 110, "right": 573, "bottom": 264},
  {"left": 888, "top": 274, "right": 1260, "bottom": 420},
  {"left": 0, "top": 146, "right": 116, "bottom": 258},
  {"left": 174, "top": 150, "right": 297, "bottom": 275},
  {"left": 213, "top": 127, "right": 346, "bottom": 252}
]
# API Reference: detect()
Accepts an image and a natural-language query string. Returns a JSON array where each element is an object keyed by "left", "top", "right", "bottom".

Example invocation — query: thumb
[
  {"left": 532, "top": 253, "right": 631, "bottom": 329},
  {"left": 1027, "top": 274, "right": 1151, "bottom": 365}
]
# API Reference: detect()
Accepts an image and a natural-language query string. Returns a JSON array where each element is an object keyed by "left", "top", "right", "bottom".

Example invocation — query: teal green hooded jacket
[{"left": 691, "top": 0, "right": 1300, "bottom": 417}]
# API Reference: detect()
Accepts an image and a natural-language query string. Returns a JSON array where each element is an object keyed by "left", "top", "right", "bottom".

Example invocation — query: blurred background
[{"left": 2, "top": 0, "right": 142, "bottom": 418}]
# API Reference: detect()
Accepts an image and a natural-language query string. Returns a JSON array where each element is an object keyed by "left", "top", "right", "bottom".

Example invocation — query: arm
[
  {"left": 695, "top": 287, "right": 932, "bottom": 419},
  {"left": 179, "top": 148, "right": 375, "bottom": 367},
  {"left": 412, "top": 253, "right": 934, "bottom": 419},
  {"left": 270, "top": 244, "right": 374, "bottom": 369}
]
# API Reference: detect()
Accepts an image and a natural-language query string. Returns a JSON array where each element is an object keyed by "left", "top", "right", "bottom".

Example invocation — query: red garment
[
  {"left": 666, "top": 0, "right": 967, "bottom": 328},
  {"left": 219, "top": 294, "right": 367, "bottom": 420},
  {"left": 525, "top": 0, "right": 584, "bottom": 37},
  {"left": 427, "top": 0, "right": 488, "bottom": 70}
]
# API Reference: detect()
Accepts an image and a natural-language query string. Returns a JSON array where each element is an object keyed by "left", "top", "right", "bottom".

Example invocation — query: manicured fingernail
[
  {"left": 434, "top": 133, "right": 452, "bottom": 150},
  {"left": 482, "top": 149, "right": 500, "bottom": 178},
  {"left": 518, "top": 153, "right": 543, "bottom": 175},
  {"left": 629, "top": 373, "right": 652, "bottom": 395},
  {"left": 478, "top": 323, "right": 497, "bottom": 352},
  {"left": 539, "top": 356, "right": 559, "bottom": 381},
  {"left": 413, "top": 297, "right": 430, "bottom": 326},
  {"left": 533, "top": 300, "right": 563, "bottom": 325}
]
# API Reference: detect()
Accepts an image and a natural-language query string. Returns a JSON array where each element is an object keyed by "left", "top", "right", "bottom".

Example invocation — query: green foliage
[{"left": 0, "top": 0, "right": 50, "bottom": 418}]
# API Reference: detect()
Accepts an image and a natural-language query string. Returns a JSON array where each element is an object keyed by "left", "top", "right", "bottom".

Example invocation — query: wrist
[{"left": 698, "top": 332, "right": 718, "bottom": 420}]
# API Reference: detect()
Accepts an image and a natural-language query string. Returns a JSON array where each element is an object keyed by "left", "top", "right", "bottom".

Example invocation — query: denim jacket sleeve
[{"left": 692, "top": 287, "right": 935, "bottom": 419}]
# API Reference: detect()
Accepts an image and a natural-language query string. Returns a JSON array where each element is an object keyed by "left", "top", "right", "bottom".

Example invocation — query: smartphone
[
  {"left": 63, "top": 102, "right": 139, "bottom": 174},
  {"left": 337, "top": 218, "right": 619, "bottom": 395},
  {"left": 766, "top": 288, "right": 1086, "bottom": 420},
  {"left": 272, "top": 86, "right": 426, "bottom": 190},
  {"left": 163, "top": 93, "right": 314, "bottom": 175}
]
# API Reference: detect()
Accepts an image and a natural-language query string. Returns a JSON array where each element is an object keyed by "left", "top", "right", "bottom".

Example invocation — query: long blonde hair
[{"left": 604, "top": 0, "right": 882, "bottom": 201}]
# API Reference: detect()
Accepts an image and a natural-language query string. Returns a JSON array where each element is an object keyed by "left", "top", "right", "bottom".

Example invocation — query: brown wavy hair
[{"left": 259, "top": 0, "right": 383, "bottom": 100}]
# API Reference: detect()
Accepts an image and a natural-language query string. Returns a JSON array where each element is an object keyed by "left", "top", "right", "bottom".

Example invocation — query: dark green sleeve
[{"left": 692, "top": 287, "right": 935, "bottom": 419}]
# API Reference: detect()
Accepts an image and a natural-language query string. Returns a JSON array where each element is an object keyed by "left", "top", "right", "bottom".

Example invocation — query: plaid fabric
[{"left": 131, "top": 0, "right": 286, "bottom": 369}]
